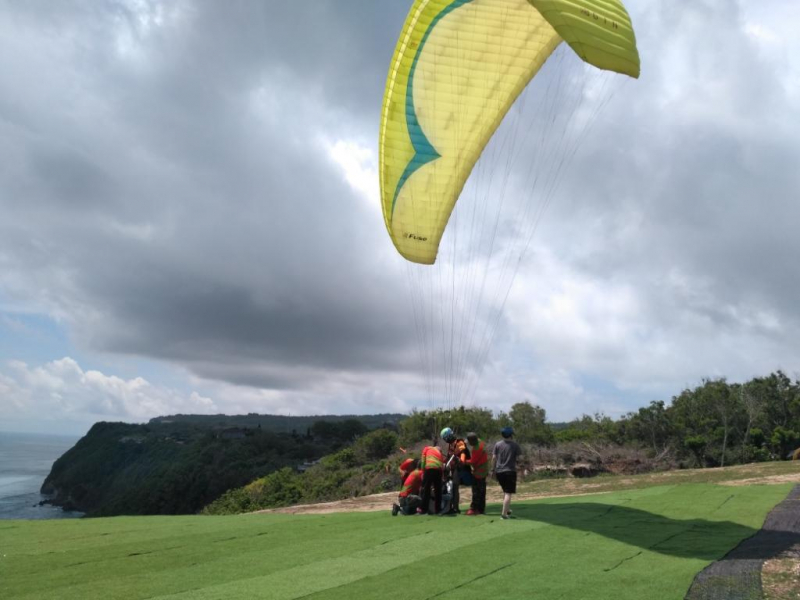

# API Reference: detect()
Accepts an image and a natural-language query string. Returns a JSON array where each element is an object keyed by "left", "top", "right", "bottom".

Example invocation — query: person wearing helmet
[
  {"left": 465, "top": 432, "right": 489, "bottom": 515},
  {"left": 441, "top": 427, "right": 470, "bottom": 514},
  {"left": 493, "top": 426, "right": 522, "bottom": 519},
  {"left": 392, "top": 458, "right": 423, "bottom": 516},
  {"left": 420, "top": 439, "right": 445, "bottom": 514}
]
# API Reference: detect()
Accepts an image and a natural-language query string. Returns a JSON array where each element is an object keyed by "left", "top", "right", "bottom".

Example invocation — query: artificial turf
[{"left": 0, "top": 482, "right": 791, "bottom": 599}]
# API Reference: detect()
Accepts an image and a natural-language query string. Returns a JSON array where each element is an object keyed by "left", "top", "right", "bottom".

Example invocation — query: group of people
[{"left": 391, "top": 426, "right": 521, "bottom": 520}]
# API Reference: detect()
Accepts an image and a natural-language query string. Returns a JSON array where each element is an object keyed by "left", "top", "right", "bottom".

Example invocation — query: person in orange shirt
[
  {"left": 465, "top": 432, "right": 489, "bottom": 515},
  {"left": 420, "top": 440, "right": 444, "bottom": 514},
  {"left": 392, "top": 458, "right": 423, "bottom": 516}
]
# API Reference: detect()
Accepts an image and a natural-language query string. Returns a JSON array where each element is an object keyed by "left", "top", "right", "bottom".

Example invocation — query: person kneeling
[{"left": 392, "top": 458, "right": 423, "bottom": 516}]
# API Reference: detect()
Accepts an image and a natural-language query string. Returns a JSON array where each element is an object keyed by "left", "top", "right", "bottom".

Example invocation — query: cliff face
[{"left": 40, "top": 421, "right": 330, "bottom": 517}]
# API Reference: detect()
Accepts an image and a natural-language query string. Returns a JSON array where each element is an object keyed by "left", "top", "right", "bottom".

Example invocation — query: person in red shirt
[
  {"left": 392, "top": 458, "right": 423, "bottom": 516},
  {"left": 465, "top": 432, "right": 489, "bottom": 515},
  {"left": 420, "top": 440, "right": 444, "bottom": 514}
]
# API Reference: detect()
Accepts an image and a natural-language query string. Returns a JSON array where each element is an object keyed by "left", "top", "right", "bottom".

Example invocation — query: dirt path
[
  {"left": 257, "top": 463, "right": 800, "bottom": 516},
  {"left": 258, "top": 484, "right": 610, "bottom": 515},
  {"left": 721, "top": 473, "right": 800, "bottom": 487}
]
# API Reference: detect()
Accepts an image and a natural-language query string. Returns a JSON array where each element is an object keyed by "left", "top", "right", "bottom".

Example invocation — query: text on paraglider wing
[
  {"left": 404, "top": 233, "right": 428, "bottom": 242},
  {"left": 580, "top": 9, "right": 619, "bottom": 30}
]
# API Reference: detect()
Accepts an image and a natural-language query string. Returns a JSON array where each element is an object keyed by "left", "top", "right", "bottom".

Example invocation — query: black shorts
[{"left": 496, "top": 471, "right": 517, "bottom": 494}]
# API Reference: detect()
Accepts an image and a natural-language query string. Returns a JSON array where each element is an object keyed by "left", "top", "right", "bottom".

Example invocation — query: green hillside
[
  {"left": 41, "top": 417, "right": 402, "bottom": 517},
  {"left": 2, "top": 479, "right": 792, "bottom": 599}
]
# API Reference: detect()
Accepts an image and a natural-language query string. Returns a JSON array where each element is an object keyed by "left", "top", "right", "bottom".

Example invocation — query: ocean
[{"left": 0, "top": 431, "right": 84, "bottom": 519}]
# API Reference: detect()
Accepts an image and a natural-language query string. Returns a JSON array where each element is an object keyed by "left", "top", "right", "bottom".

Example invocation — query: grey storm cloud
[
  {"left": 1, "top": 0, "right": 799, "bottom": 412},
  {"left": 0, "top": 0, "right": 418, "bottom": 389}
]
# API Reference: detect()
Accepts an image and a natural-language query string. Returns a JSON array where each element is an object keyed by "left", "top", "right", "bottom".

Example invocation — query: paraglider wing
[
  {"left": 379, "top": 0, "right": 640, "bottom": 265},
  {"left": 528, "top": 0, "right": 640, "bottom": 78}
]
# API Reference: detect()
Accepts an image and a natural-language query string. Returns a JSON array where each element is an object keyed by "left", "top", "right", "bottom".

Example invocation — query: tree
[
  {"left": 311, "top": 420, "right": 368, "bottom": 445},
  {"left": 684, "top": 435, "right": 707, "bottom": 467},
  {"left": 398, "top": 407, "right": 497, "bottom": 444},
  {"left": 739, "top": 382, "right": 765, "bottom": 462},
  {"left": 625, "top": 401, "right": 672, "bottom": 454},
  {"left": 771, "top": 426, "right": 799, "bottom": 459},
  {"left": 353, "top": 429, "right": 399, "bottom": 461},
  {"left": 759, "top": 371, "right": 800, "bottom": 431},
  {"left": 704, "top": 379, "right": 739, "bottom": 467},
  {"left": 509, "top": 402, "right": 554, "bottom": 445}
]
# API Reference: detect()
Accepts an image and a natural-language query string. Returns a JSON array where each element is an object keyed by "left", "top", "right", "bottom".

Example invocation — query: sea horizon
[{"left": 0, "top": 430, "right": 84, "bottom": 520}]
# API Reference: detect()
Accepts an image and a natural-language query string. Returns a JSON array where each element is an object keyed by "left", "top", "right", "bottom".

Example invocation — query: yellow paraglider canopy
[{"left": 379, "top": 0, "right": 640, "bottom": 265}]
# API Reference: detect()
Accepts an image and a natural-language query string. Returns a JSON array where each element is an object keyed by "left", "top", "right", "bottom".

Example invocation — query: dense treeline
[
  {"left": 401, "top": 371, "right": 800, "bottom": 468},
  {"left": 41, "top": 416, "right": 397, "bottom": 517},
  {"left": 398, "top": 402, "right": 554, "bottom": 446},
  {"left": 148, "top": 413, "right": 404, "bottom": 435},
  {"left": 617, "top": 371, "right": 800, "bottom": 467}
]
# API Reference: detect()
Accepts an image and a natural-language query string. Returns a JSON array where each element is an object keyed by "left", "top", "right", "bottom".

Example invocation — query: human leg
[
  {"left": 497, "top": 471, "right": 517, "bottom": 517},
  {"left": 475, "top": 477, "right": 486, "bottom": 513},
  {"left": 451, "top": 471, "right": 460, "bottom": 513},
  {"left": 502, "top": 493, "right": 512, "bottom": 517},
  {"left": 432, "top": 471, "right": 443, "bottom": 514},
  {"left": 420, "top": 470, "right": 433, "bottom": 514},
  {"left": 399, "top": 495, "right": 421, "bottom": 515}
]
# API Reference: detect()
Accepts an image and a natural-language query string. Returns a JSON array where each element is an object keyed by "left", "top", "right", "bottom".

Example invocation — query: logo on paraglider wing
[
  {"left": 404, "top": 233, "right": 428, "bottom": 242},
  {"left": 390, "top": 0, "right": 475, "bottom": 220},
  {"left": 580, "top": 8, "right": 619, "bottom": 30}
]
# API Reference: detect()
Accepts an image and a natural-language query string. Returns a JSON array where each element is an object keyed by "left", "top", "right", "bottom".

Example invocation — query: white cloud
[
  {"left": 324, "top": 138, "right": 380, "bottom": 211},
  {"left": 0, "top": 358, "right": 217, "bottom": 432},
  {"left": 505, "top": 245, "right": 800, "bottom": 403}
]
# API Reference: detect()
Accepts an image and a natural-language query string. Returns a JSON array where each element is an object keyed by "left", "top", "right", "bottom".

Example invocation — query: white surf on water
[{"left": 0, "top": 431, "right": 83, "bottom": 519}]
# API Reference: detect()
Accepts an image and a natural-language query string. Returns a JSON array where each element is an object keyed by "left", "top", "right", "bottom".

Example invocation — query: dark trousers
[
  {"left": 421, "top": 469, "right": 442, "bottom": 514},
  {"left": 450, "top": 471, "right": 460, "bottom": 512},
  {"left": 399, "top": 494, "right": 421, "bottom": 515},
  {"left": 471, "top": 477, "right": 487, "bottom": 513}
]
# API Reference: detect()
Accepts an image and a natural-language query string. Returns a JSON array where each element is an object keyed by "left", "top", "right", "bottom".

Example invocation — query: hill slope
[{"left": 3, "top": 465, "right": 798, "bottom": 599}]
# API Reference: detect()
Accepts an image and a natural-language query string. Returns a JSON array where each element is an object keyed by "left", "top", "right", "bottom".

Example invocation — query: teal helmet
[{"left": 440, "top": 427, "right": 455, "bottom": 443}]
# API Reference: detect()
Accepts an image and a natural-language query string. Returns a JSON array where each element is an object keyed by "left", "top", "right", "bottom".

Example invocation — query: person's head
[
  {"left": 501, "top": 426, "right": 514, "bottom": 439},
  {"left": 466, "top": 432, "right": 479, "bottom": 446},
  {"left": 440, "top": 427, "right": 456, "bottom": 443}
]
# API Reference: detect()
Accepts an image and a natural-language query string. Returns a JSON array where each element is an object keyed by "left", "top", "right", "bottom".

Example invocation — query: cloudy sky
[{"left": 1, "top": 1, "right": 799, "bottom": 436}]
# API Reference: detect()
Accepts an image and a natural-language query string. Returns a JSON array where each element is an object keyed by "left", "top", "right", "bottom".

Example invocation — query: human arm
[{"left": 453, "top": 441, "right": 468, "bottom": 467}]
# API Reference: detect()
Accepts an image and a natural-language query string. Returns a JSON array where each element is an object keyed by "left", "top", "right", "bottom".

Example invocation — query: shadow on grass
[{"left": 507, "top": 502, "right": 797, "bottom": 561}]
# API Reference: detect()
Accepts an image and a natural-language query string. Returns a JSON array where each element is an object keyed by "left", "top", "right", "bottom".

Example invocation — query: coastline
[{"left": 0, "top": 431, "right": 83, "bottom": 520}]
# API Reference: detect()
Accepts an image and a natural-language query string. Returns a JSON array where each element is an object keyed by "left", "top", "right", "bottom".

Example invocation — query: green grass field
[{"left": 0, "top": 480, "right": 793, "bottom": 599}]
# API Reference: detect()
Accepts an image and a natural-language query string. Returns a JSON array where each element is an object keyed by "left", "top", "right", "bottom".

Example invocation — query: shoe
[
  {"left": 501, "top": 514, "right": 510, "bottom": 520},
  {"left": 391, "top": 504, "right": 399, "bottom": 516},
  {"left": 466, "top": 509, "right": 478, "bottom": 516}
]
